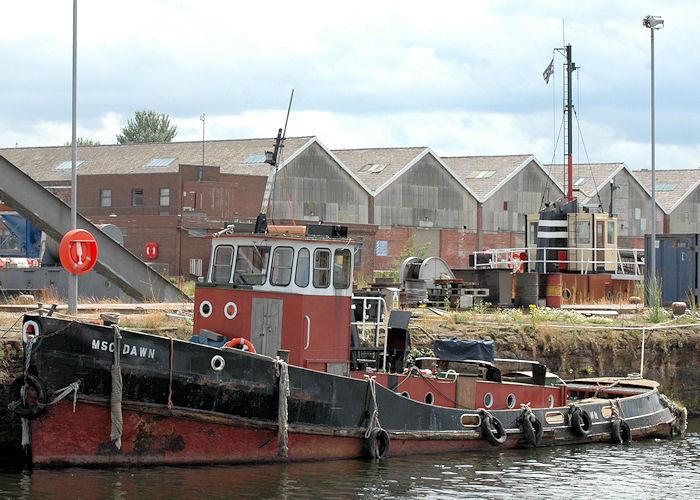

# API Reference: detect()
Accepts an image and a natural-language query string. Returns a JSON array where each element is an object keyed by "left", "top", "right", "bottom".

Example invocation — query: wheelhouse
[{"left": 193, "top": 224, "right": 358, "bottom": 375}]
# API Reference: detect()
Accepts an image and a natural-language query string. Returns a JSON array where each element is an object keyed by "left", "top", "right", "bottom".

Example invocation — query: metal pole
[
  {"left": 649, "top": 26, "right": 657, "bottom": 289},
  {"left": 566, "top": 44, "right": 574, "bottom": 202},
  {"left": 68, "top": 0, "right": 78, "bottom": 315}
]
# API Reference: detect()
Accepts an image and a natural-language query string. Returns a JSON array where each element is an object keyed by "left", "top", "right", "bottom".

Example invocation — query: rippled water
[{"left": 2, "top": 419, "right": 698, "bottom": 499}]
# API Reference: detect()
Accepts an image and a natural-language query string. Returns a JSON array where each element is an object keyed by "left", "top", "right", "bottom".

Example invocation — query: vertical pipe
[
  {"left": 640, "top": 327, "right": 646, "bottom": 377},
  {"left": 68, "top": 0, "right": 78, "bottom": 315},
  {"left": 566, "top": 44, "right": 574, "bottom": 202}
]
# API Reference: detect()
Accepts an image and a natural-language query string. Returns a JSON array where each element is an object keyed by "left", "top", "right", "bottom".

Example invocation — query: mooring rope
[
  {"left": 364, "top": 376, "right": 382, "bottom": 439},
  {"left": 167, "top": 336, "right": 174, "bottom": 409},
  {"left": 274, "top": 357, "right": 290, "bottom": 458},
  {"left": 110, "top": 325, "right": 123, "bottom": 449}
]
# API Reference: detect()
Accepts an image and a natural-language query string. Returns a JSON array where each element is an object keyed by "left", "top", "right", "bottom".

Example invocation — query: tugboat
[{"left": 10, "top": 215, "right": 686, "bottom": 467}]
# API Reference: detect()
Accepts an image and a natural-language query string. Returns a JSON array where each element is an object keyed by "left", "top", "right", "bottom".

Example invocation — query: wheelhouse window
[
  {"left": 211, "top": 245, "right": 234, "bottom": 283},
  {"left": 270, "top": 247, "right": 294, "bottom": 286},
  {"left": 607, "top": 221, "right": 616, "bottom": 245},
  {"left": 575, "top": 220, "right": 591, "bottom": 245},
  {"left": 233, "top": 246, "right": 270, "bottom": 285},
  {"left": 333, "top": 249, "right": 351, "bottom": 289},
  {"left": 528, "top": 221, "right": 538, "bottom": 246},
  {"left": 313, "top": 248, "right": 331, "bottom": 288},
  {"left": 295, "top": 248, "right": 310, "bottom": 287}
]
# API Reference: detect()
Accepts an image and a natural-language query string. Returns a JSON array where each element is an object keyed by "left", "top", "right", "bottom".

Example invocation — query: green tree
[
  {"left": 64, "top": 137, "right": 100, "bottom": 146},
  {"left": 116, "top": 110, "right": 177, "bottom": 144}
]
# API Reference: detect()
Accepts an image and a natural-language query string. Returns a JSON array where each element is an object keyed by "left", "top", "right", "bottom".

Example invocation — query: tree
[
  {"left": 116, "top": 110, "right": 177, "bottom": 144},
  {"left": 64, "top": 137, "right": 100, "bottom": 146}
]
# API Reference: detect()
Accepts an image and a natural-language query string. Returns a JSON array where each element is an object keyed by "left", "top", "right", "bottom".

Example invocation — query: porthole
[
  {"left": 199, "top": 300, "right": 213, "bottom": 318},
  {"left": 424, "top": 392, "right": 434, "bottom": 405},
  {"left": 548, "top": 394, "right": 555, "bottom": 408},
  {"left": 210, "top": 355, "right": 225, "bottom": 372},
  {"left": 507, "top": 393, "right": 516, "bottom": 409},
  {"left": 401, "top": 391, "right": 410, "bottom": 398},
  {"left": 224, "top": 301, "right": 238, "bottom": 319},
  {"left": 484, "top": 392, "right": 493, "bottom": 408}
]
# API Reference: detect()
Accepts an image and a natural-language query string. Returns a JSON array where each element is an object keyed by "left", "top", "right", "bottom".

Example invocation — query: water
[{"left": 1, "top": 419, "right": 698, "bottom": 499}]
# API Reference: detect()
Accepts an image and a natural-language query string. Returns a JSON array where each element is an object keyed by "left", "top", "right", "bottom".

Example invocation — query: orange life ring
[
  {"left": 59, "top": 229, "right": 98, "bottom": 274},
  {"left": 510, "top": 253, "right": 524, "bottom": 273},
  {"left": 223, "top": 337, "right": 256, "bottom": 353}
]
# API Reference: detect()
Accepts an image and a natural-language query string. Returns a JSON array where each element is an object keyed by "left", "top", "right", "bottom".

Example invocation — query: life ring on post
[
  {"left": 570, "top": 407, "right": 592, "bottom": 438},
  {"left": 364, "top": 427, "right": 390, "bottom": 459},
  {"left": 10, "top": 373, "right": 48, "bottom": 420},
  {"left": 59, "top": 229, "right": 98, "bottom": 274},
  {"left": 480, "top": 410, "right": 507, "bottom": 446},
  {"left": 223, "top": 337, "right": 256, "bottom": 353},
  {"left": 611, "top": 418, "right": 632, "bottom": 444}
]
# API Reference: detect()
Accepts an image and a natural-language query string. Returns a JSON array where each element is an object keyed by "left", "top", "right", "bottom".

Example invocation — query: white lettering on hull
[{"left": 91, "top": 338, "right": 156, "bottom": 359}]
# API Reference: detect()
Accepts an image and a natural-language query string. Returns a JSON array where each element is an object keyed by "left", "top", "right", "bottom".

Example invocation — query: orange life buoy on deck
[
  {"left": 223, "top": 337, "right": 256, "bottom": 353},
  {"left": 59, "top": 229, "right": 98, "bottom": 274}
]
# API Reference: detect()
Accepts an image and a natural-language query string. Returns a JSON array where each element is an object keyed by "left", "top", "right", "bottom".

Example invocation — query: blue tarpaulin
[{"left": 433, "top": 338, "right": 495, "bottom": 363}]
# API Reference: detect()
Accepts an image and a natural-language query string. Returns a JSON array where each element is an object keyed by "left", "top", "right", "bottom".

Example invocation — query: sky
[{"left": 1, "top": 0, "right": 698, "bottom": 172}]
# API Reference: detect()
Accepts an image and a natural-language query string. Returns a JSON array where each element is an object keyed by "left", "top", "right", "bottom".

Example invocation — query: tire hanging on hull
[{"left": 480, "top": 410, "right": 507, "bottom": 446}]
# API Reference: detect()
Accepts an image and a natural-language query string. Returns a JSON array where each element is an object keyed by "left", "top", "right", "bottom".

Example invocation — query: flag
[{"left": 543, "top": 58, "right": 554, "bottom": 84}]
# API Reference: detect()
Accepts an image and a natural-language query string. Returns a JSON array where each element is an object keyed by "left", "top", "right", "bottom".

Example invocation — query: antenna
[{"left": 258, "top": 89, "right": 295, "bottom": 223}]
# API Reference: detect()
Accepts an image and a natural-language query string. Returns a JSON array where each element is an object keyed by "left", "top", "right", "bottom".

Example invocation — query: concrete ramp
[{"left": 0, "top": 155, "right": 191, "bottom": 302}]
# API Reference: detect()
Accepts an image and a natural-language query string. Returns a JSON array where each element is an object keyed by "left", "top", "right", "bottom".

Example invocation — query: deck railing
[{"left": 472, "top": 247, "right": 645, "bottom": 276}]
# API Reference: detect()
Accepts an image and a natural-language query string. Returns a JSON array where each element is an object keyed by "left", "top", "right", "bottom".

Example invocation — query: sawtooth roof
[
  {"left": 546, "top": 162, "right": 646, "bottom": 203},
  {"left": 331, "top": 147, "right": 429, "bottom": 192},
  {"left": 441, "top": 154, "right": 542, "bottom": 201},
  {"left": 634, "top": 168, "right": 700, "bottom": 213},
  {"left": 0, "top": 137, "right": 315, "bottom": 182}
]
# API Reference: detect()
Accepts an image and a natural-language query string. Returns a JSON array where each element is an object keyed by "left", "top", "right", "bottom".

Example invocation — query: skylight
[
  {"left": 655, "top": 183, "right": 678, "bottom": 191},
  {"left": 145, "top": 157, "right": 176, "bottom": 167},
  {"left": 55, "top": 161, "right": 83, "bottom": 170},
  {"left": 467, "top": 170, "right": 495, "bottom": 179},
  {"left": 573, "top": 177, "right": 588, "bottom": 186},
  {"left": 242, "top": 154, "right": 267, "bottom": 164},
  {"left": 359, "top": 163, "right": 388, "bottom": 173}
]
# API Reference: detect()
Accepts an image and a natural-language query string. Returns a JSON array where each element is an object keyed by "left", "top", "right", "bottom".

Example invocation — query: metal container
[
  {"left": 645, "top": 233, "right": 699, "bottom": 305},
  {"left": 513, "top": 272, "right": 539, "bottom": 308},
  {"left": 545, "top": 273, "right": 563, "bottom": 308}
]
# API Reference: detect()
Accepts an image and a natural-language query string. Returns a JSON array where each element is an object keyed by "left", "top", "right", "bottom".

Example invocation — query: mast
[{"left": 564, "top": 44, "right": 576, "bottom": 202}]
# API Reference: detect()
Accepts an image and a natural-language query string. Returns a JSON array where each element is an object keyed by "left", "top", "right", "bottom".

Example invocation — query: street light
[
  {"left": 199, "top": 113, "right": 205, "bottom": 181},
  {"left": 643, "top": 14, "right": 663, "bottom": 289}
]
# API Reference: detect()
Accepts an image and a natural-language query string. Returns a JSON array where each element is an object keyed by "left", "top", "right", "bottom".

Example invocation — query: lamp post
[
  {"left": 68, "top": 0, "right": 78, "bottom": 315},
  {"left": 199, "top": 113, "right": 205, "bottom": 181},
  {"left": 643, "top": 14, "right": 663, "bottom": 289}
]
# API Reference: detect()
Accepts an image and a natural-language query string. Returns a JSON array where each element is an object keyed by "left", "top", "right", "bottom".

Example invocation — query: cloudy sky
[{"left": 1, "top": 1, "right": 697, "bottom": 172}]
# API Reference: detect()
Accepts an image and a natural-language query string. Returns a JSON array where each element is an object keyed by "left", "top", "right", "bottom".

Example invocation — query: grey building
[{"left": 634, "top": 168, "right": 700, "bottom": 234}]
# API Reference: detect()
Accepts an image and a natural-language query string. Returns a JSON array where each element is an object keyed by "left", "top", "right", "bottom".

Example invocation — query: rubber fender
[
  {"left": 571, "top": 408, "right": 592, "bottom": 438},
  {"left": 10, "top": 373, "right": 48, "bottom": 420},
  {"left": 521, "top": 414, "right": 543, "bottom": 447},
  {"left": 611, "top": 418, "right": 632, "bottom": 444},
  {"left": 481, "top": 413, "right": 507, "bottom": 446},
  {"left": 364, "top": 428, "right": 390, "bottom": 459}
]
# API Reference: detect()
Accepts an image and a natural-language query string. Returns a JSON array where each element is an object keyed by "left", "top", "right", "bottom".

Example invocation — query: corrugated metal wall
[
  {"left": 481, "top": 161, "right": 561, "bottom": 232},
  {"left": 669, "top": 188, "right": 700, "bottom": 234},
  {"left": 269, "top": 143, "right": 369, "bottom": 224},
  {"left": 373, "top": 155, "right": 476, "bottom": 228}
]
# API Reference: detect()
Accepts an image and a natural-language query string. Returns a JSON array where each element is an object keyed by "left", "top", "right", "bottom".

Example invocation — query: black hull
[{"left": 16, "top": 315, "right": 680, "bottom": 466}]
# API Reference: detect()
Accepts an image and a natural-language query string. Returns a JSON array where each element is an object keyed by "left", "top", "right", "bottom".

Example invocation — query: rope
[
  {"left": 593, "top": 379, "right": 620, "bottom": 398},
  {"left": 52, "top": 381, "right": 81, "bottom": 412},
  {"left": 363, "top": 376, "right": 381, "bottom": 439},
  {"left": 275, "top": 357, "right": 290, "bottom": 458},
  {"left": 167, "top": 336, "right": 174, "bottom": 409},
  {"left": 110, "top": 325, "right": 123, "bottom": 449}
]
